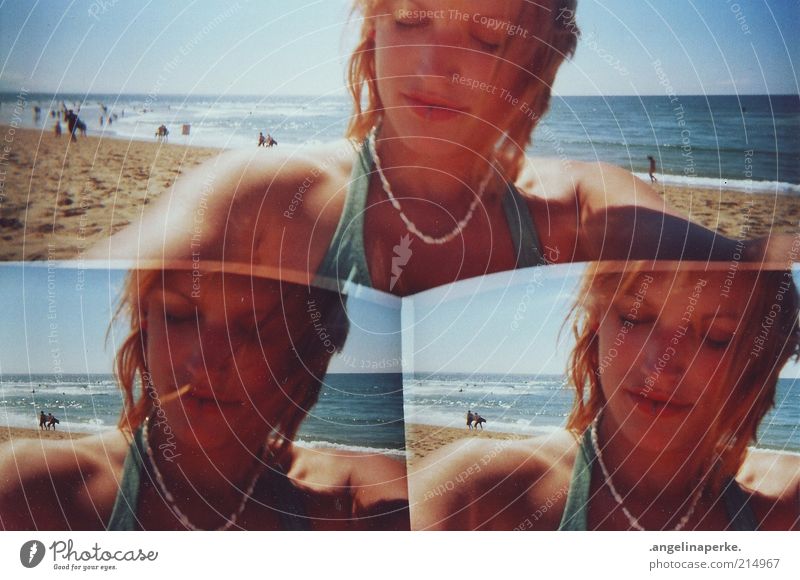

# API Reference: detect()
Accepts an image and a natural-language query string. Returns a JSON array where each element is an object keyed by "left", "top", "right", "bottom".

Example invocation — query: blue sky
[
  {"left": 409, "top": 263, "right": 800, "bottom": 379},
  {"left": 1, "top": 263, "right": 798, "bottom": 378},
  {"left": 0, "top": 263, "right": 401, "bottom": 375},
  {"left": 0, "top": 0, "right": 797, "bottom": 96}
]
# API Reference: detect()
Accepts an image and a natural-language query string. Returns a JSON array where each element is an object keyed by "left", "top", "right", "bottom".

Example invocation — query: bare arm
[
  {"left": 0, "top": 435, "right": 125, "bottom": 531},
  {"left": 87, "top": 145, "right": 351, "bottom": 277},
  {"left": 573, "top": 162, "right": 780, "bottom": 262},
  {"left": 409, "top": 440, "right": 485, "bottom": 530},
  {"left": 349, "top": 454, "right": 409, "bottom": 531},
  {"left": 410, "top": 438, "right": 564, "bottom": 531}
]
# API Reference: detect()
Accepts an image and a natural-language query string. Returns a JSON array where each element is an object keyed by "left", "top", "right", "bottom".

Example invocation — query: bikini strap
[
  {"left": 269, "top": 462, "right": 312, "bottom": 531},
  {"left": 315, "top": 140, "right": 546, "bottom": 289},
  {"left": 722, "top": 477, "right": 758, "bottom": 531},
  {"left": 558, "top": 429, "right": 594, "bottom": 531},
  {"left": 313, "top": 138, "right": 373, "bottom": 291},
  {"left": 106, "top": 427, "right": 145, "bottom": 531},
  {"left": 502, "top": 182, "right": 546, "bottom": 268}
]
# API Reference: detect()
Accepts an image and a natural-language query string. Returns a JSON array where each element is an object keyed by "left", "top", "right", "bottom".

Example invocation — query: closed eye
[
  {"left": 616, "top": 310, "right": 654, "bottom": 326},
  {"left": 394, "top": 9, "right": 428, "bottom": 28},
  {"left": 472, "top": 35, "right": 502, "bottom": 52},
  {"left": 704, "top": 330, "right": 734, "bottom": 350}
]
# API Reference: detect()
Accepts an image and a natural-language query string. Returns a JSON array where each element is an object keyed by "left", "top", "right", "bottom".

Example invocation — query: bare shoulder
[
  {"left": 517, "top": 156, "right": 665, "bottom": 209},
  {"left": 738, "top": 448, "right": 800, "bottom": 501},
  {"left": 738, "top": 449, "right": 799, "bottom": 529},
  {"left": 0, "top": 431, "right": 128, "bottom": 530},
  {"left": 410, "top": 430, "right": 577, "bottom": 530},
  {"left": 287, "top": 445, "right": 409, "bottom": 529},
  {"left": 206, "top": 140, "right": 355, "bottom": 207},
  {"left": 289, "top": 445, "right": 405, "bottom": 489},
  {"left": 515, "top": 157, "right": 580, "bottom": 202},
  {"left": 92, "top": 140, "right": 357, "bottom": 267},
  {"left": 514, "top": 156, "right": 664, "bottom": 260}
]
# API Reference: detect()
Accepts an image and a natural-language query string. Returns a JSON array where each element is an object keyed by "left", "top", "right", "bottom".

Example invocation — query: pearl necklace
[
  {"left": 142, "top": 417, "right": 267, "bottom": 531},
  {"left": 590, "top": 418, "right": 704, "bottom": 531},
  {"left": 367, "top": 126, "right": 495, "bottom": 245}
]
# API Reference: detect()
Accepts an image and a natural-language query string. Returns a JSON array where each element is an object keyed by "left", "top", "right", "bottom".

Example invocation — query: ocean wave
[
  {"left": 633, "top": 172, "right": 800, "bottom": 195},
  {"left": 0, "top": 409, "right": 113, "bottom": 433},
  {"left": 294, "top": 439, "right": 406, "bottom": 459},
  {"left": 407, "top": 380, "right": 565, "bottom": 398},
  {"left": 404, "top": 405, "right": 564, "bottom": 435}
]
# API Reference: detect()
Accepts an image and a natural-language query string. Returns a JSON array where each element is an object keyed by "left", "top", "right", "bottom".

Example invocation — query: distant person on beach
[
  {"left": 39, "top": 411, "right": 47, "bottom": 430},
  {"left": 65, "top": 109, "right": 78, "bottom": 142},
  {"left": 155, "top": 124, "right": 169, "bottom": 142},
  {"left": 258, "top": 132, "right": 266, "bottom": 147},
  {"left": 54, "top": 121, "right": 61, "bottom": 138},
  {"left": 0, "top": 269, "right": 409, "bottom": 530},
  {"left": 412, "top": 263, "right": 800, "bottom": 530},
  {"left": 47, "top": 414, "right": 59, "bottom": 430},
  {"left": 473, "top": 413, "right": 486, "bottom": 430},
  {"left": 466, "top": 410, "right": 474, "bottom": 430},
  {"left": 93, "top": 1, "right": 791, "bottom": 291},
  {"left": 647, "top": 155, "right": 657, "bottom": 183}
]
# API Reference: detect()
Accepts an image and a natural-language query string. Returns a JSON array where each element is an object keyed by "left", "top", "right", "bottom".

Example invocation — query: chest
[
  {"left": 586, "top": 475, "right": 736, "bottom": 531},
  {"left": 363, "top": 195, "right": 524, "bottom": 295}
]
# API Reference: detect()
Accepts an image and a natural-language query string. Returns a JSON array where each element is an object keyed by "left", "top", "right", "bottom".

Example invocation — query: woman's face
[
  {"left": 595, "top": 271, "right": 750, "bottom": 453},
  {"left": 144, "top": 271, "right": 303, "bottom": 450},
  {"left": 373, "top": 0, "right": 529, "bottom": 151}
]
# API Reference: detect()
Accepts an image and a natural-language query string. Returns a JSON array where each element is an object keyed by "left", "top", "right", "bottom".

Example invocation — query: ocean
[
  {"left": 1, "top": 93, "right": 797, "bottom": 194},
  {"left": 0, "top": 372, "right": 405, "bottom": 457},
  {"left": 405, "top": 373, "right": 800, "bottom": 454},
  {"left": 2, "top": 370, "right": 797, "bottom": 454}
]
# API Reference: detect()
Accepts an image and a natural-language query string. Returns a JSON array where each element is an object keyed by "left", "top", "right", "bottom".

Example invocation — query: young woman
[
  {"left": 0, "top": 269, "right": 409, "bottom": 530},
  {"left": 89, "top": 0, "right": 779, "bottom": 295},
  {"left": 410, "top": 264, "right": 800, "bottom": 530}
]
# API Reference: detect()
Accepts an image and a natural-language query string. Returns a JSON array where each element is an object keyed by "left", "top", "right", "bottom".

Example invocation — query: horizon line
[{"left": 0, "top": 90, "right": 797, "bottom": 99}]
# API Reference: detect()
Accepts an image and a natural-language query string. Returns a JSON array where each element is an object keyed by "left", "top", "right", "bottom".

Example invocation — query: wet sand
[
  {"left": 1, "top": 126, "right": 798, "bottom": 261},
  {"left": 406, "top": 423, "right": 530, "bottom": 469},
  {"left": 0, "top": 425, "right": 91, "bottom": 445},
  {"left": 0, "top": 127, "right": 219, "bottom": 261},
  {"left": 658, "top": 183, "right": 800, "bottom": 240}
]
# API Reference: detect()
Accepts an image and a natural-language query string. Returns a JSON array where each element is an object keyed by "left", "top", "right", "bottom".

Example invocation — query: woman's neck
[
  {"left": 595, "top": 416, "right": 714, "bottom": 511},
  {"left": 375, "top": 121, "right": 503, "bottom": 207},
  {"left": 146, "top": 419, "right": 268, "bottom": 505}
]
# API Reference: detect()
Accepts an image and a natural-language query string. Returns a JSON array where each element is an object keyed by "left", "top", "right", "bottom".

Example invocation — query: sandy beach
[
  {"left": 658, "top": 183, "right": 800, "bottom": 240},
  {"left": 1, "top": 126, "right": 798, "bottom": 261},
  {"left": 0, "top": 127, "right": 220, "bottom": 261},
  {"left": 0, "top": 425, "right": 91, "bottom": 445},
  {"left": 406, "top": 423, "right": 531, "bottom": 469}
]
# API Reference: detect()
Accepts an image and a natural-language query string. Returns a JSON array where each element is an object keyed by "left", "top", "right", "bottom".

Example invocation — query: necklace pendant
[{"left": 368, "top": 125, "right": 495, "bottom": 246}]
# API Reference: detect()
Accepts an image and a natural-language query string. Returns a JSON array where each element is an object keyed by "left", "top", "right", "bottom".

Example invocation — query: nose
[
  {"left": 640, "top": 323, "right": 689, "bottom": 383},
  {"left": 182, "top": 323, "right": 232, "bottom": 383},
  {"left": 415, "top": 21, "right": 467, "bottom": 79}
]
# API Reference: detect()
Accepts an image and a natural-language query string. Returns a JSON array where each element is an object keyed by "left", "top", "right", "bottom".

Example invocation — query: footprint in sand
[
  {"left": 37, "top": 223, "right": 64, "bottom": 233},
  {"left": 62, "top": 208, "right": 86, "bottom": 218}
]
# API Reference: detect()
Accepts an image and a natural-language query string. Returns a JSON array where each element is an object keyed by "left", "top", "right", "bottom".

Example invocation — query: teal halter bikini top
[
  {"left": 558, "top": 430, "right": 758, "bottom": 531},
  {"left": 314, "top": 138, "right": 546, "bottom": 290},
  {"left": 106, "top": 427, "right": 309, "bottom": 531}
]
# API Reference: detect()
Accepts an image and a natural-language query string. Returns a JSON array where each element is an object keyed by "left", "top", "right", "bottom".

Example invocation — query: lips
[
  {"left": 402, "top": 92, "right": 468, "bottom": 121},
  {"left": 624, "top": 388, "right": 693, "bottom": 418},
  {"left": 183, "top": 386, "right": 242, "bottom": 408}
]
